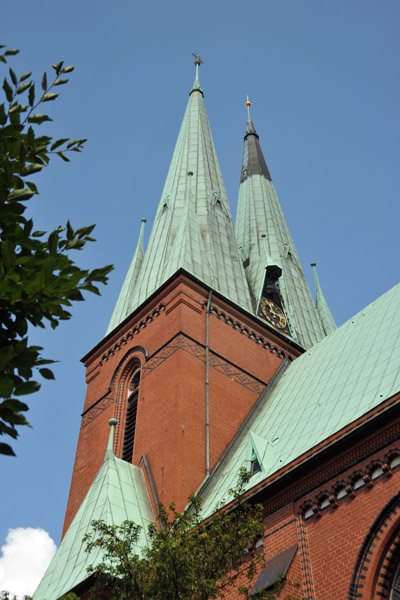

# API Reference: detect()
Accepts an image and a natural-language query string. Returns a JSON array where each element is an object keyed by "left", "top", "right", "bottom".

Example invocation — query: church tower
[
  {"left": 62, "top": 58, "right": 314, "bottom": 535},
  {"left": 62, "top": 59, "right": 334, "bottom": 533}
]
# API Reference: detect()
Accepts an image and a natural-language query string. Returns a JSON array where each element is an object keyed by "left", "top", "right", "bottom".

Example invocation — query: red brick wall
[{"left": 225, "top": 416, "right": 400, "bottom": 600}]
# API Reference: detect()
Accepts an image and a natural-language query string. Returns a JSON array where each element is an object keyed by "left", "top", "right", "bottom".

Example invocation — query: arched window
[
  {"left": 121, "top": 368, "right": 141, "bottom": 463},
  {"left": 390, "top": 561, "right": 400, "bottom": 599}
]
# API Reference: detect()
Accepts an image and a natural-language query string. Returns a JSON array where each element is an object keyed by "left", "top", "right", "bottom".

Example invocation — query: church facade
[{"left": 34, "top": 60, "right": 400, "bottom": 600}]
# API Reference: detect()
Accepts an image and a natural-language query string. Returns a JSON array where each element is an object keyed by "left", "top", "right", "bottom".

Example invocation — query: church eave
[
  {"left": 235, "top": 391, "right": 400, "bottom": 512},
  {"left": 82, "top": 267, "right": 305, "bottom": 365}
]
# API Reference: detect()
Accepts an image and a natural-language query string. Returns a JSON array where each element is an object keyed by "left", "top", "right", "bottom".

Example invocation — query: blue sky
[{"left": 1, "top": 0, "right": 399, "bottom": 590}]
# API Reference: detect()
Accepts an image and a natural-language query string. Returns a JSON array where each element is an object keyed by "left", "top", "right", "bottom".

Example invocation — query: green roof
[
  {"left": 201, "top": 283, "right": 400, "bottom": 513},
  {"left": 33, "top": 427, "right": 155, "bottom": 600},
  {"left": 107, "top": 69, "right": 252, "bottom": 334},
  {"left": 235, "top": 107, "right": 330, "bottom": 348}
]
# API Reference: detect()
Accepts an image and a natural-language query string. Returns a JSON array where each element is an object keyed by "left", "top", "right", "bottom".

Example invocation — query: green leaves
[
  {"left": 39, "top": 368, "right": 55, "bottom": 380},
  {"left": 28, "top": 83, "right": 35, "bottom": 106},
  {"left": 27, "top": 114, "right": 52, "bottom": 124},
  {"left": 57, "top": 150, "right": 70, "bottom": 162},
  {"left": 52, "top": 61, "right": 64, "bottom": 74},
  {"left": 50, "top": 138, "right": 68, "bottom": 151},
  {"left": 9, "top": 67, "right": 17, "bottom": 85},
  {"left": 7, "top": 189, "right": 35, "bottom": 201},
  {"left": 14, "top": 381, "right": 41, "bottom": 396},
  {"left": 3, "top": 77, "right": 13, "bottom": 101},
  {"left": 84, "top": 471, "right": 273, "bottom": 600},
  {"left": 42, "top": 92, "right": 58, "bottom": 102},
  {"left": 0, "top": 45, "right": 113, "bottom": 456},
  {"left": 19, "top": 71, "right": 32, "bottom": 82}
]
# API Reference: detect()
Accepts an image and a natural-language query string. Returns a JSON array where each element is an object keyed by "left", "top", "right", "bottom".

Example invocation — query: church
[{"left": 33, "top": 58, "right": 400, "bottom": 599}]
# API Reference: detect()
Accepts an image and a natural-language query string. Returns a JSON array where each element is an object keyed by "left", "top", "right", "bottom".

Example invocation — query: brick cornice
[{"left": 81, "top": 269, "right": 304, "bottom": 365}]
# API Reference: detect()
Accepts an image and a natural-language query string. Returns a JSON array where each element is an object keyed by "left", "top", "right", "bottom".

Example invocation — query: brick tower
[{"left": 62, "top": 58, "right": 329, "bottom": 535}]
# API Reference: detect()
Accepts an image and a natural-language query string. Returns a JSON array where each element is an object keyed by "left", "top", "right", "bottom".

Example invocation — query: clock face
[{"left": 259, "top": 298, "right": 287, "bottom": 329}]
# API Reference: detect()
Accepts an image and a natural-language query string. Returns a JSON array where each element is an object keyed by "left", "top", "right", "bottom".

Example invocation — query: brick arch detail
[
  {"left": 374, "top": 530, "right": 400, "bottom": 598},
  {"left": 108, "top": 345, "right": 148, "bottom": 392},
  {"left": 109, "top": 346, "right": 147, "bottom": 455},
  {"left": 349, "top": 490, "right": 400, "bottom": 599}
]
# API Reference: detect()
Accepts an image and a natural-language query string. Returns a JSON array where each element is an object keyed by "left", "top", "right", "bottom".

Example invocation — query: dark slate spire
[
  {"left": 240, "top": 96, "right": 272, "bottom": 183},
  {"left": 235, "top": 98, "right": 326, "bottom": 349}
]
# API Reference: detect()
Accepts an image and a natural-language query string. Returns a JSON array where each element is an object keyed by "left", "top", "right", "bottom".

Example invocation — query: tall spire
[
  {"left": 311, "top": 263, "right": 336, "bottom": 336},
  {"left": 107, "top": 59, "right": 252, "bottom": 334},
  {"left": 235, "top": 98, "right": 326, "bottom": 348}
]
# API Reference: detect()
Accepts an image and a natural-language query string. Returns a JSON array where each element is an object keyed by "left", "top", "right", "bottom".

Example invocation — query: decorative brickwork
[
  {"left": 208, "top": 304, "right": 295, "bottom": 360},
  {"left": 296, "top": 517, "right": 315, "bottom": 600},
  {"left": 80, "top": 394, "right": 115, "bottom": 429},
  {"left": 300, "top": 449, "right": 400, "bottom": 521},
  {"left": 141, "top": 333, "right": 265, "bottom": 393}
]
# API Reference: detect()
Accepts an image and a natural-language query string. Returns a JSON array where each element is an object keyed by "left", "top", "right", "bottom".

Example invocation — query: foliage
[
  {"left": 82, "top": 469, "right": 301, "bottom": 600},
  {"left": 0, "top": 593, "right": 31, "bottom": 600},
  {"left": 0, "top": 45, "right": 113, "bottom": 456}
]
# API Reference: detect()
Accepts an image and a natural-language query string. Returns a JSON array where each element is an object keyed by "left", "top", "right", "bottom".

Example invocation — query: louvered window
[{"left": 122, "top": 369, "right": 140, "bottom": 463}]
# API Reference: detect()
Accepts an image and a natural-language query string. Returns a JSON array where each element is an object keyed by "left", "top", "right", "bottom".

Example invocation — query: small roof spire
[
  {"left": 190, "top": 52, "right": 204, "bottom": 96},
  {"left": 106, "top": 418, "right": 118, "bottom": 458},
  {"left": 311, "top": 263, "right": 336, "bottom": 336},
  {"left": 106, "top": 219, "right": 147, "bottom": 334}
]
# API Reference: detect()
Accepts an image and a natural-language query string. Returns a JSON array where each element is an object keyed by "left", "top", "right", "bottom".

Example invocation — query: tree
[
  {"left": 82, "top": 470, "right": 302, "bottom": 600},
  {"left": 0, "top": 46, "right": 113, "bottom": 456}
]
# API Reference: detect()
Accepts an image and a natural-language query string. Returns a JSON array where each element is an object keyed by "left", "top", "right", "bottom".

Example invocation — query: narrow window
[{"left": 122, "top": 369, "right": 141, "bottom": 463}]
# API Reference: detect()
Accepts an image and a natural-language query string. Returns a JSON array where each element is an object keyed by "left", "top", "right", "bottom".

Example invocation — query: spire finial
[
  {"left": 192, "top": 52, "right": 203, "bottom": 67},
  {"left": 192, "top": 52, "right": 203, "bottom": 84},
  {"left": 190, "top": 53, "right": 204, "bottom": 96},
  {"left": 245, "top": 94, "right": 252, "bottom": 123}
]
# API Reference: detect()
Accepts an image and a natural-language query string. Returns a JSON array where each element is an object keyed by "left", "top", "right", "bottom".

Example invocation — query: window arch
[
  {"left": 121, "top": 367, "right": 141, "bottom": 463},
  {"left": 390, "top": 561, "right": 400, "bottom": 599},
  {"left": 349, "top": 490, "right": 400, "bottom": 599}
]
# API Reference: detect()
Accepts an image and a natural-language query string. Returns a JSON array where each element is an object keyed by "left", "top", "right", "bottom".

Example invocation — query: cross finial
[{"left": 192, "top": 52, "right": 204, "bottom": 67}]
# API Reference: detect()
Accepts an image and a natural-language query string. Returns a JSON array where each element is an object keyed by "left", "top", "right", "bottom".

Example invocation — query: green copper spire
[
  {"left": 107, "top": 60, "right": 252, "bottom": 334},
  {"left": 311, "top": 263, "right": 336, "bottom": 335},
  {"left": 235, "top": 99, "right": 326, "bottom": 348}
]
